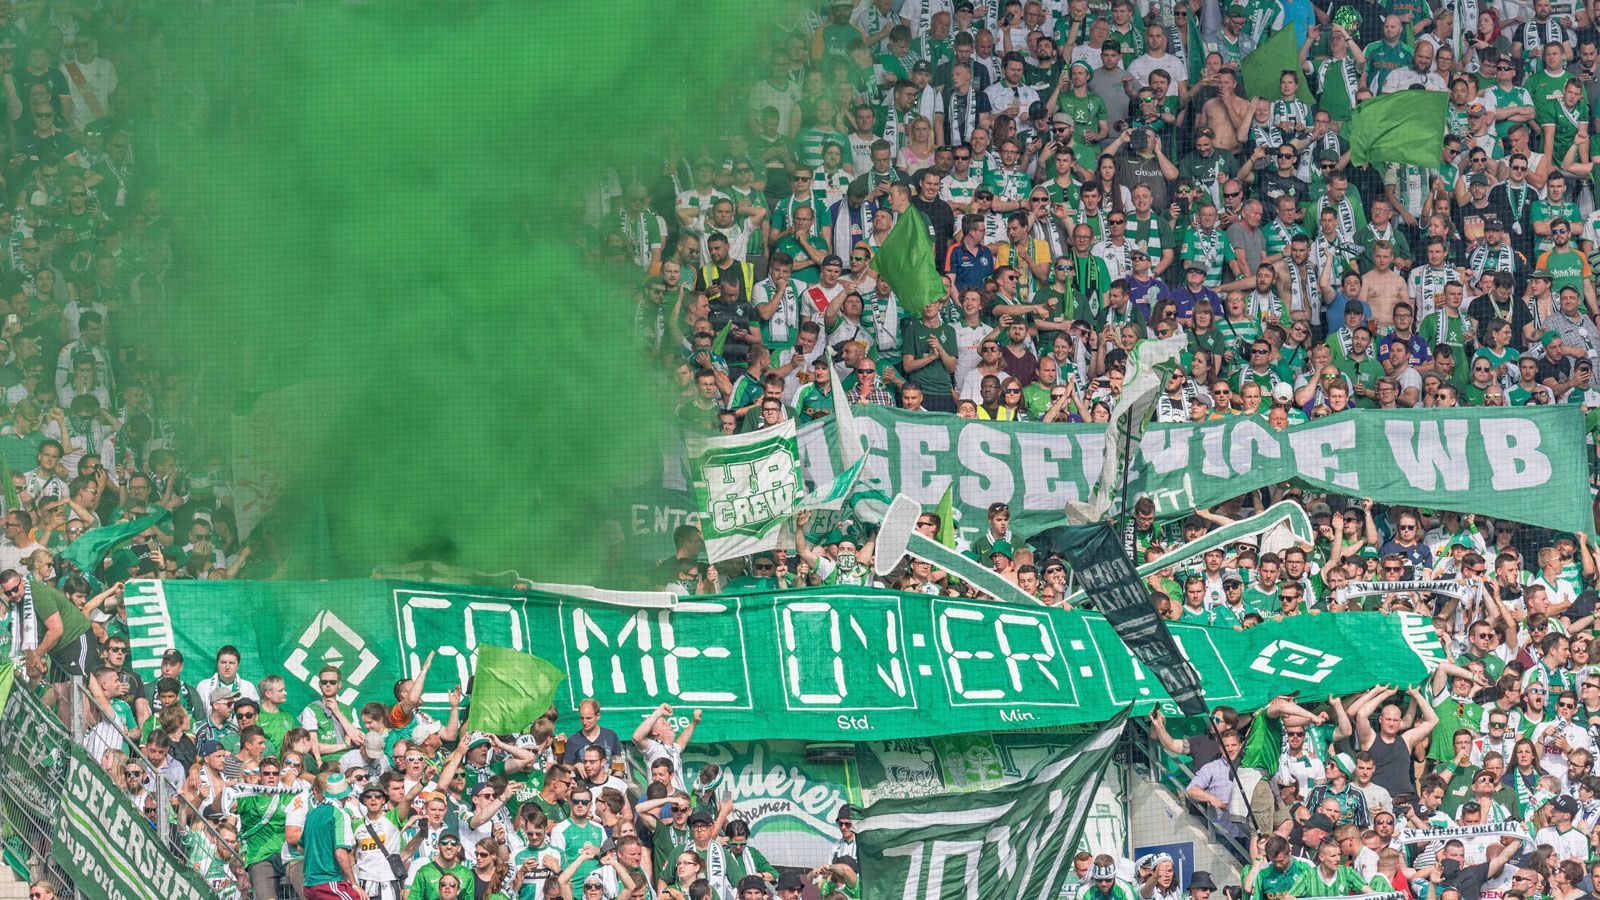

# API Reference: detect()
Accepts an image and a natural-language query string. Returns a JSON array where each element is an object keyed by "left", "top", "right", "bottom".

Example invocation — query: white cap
[{"left": 1271, "top": 383, "right": 1293, "bottom": 403}]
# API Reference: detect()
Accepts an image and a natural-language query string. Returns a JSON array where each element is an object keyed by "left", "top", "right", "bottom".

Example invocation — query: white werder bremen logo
[
  {"left": 283, "top": 610, "right": 379, "bottom": 704},
  {"left": 1248, "top": 640, "right": 1343, "bottom": 683}
]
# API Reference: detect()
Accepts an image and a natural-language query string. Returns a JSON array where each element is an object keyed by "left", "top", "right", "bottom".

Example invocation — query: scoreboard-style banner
[{"left": 123, "top": 579, "right": 1445, "bottom": 741}]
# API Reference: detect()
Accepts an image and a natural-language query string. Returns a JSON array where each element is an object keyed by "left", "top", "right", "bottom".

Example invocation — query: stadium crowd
[{"left": 4, "top": 0, "right": 1600, "bottom": 898}]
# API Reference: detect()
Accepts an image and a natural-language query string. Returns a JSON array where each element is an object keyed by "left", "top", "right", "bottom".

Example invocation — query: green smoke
[{"left": 138, "top": 2, "right": 760, "bottom": 583}]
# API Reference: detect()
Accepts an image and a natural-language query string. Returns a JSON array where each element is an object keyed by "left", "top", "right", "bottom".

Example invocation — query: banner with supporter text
[
  {"left": 123, "top": 579, "right": 1446, "bottom": 742},
  {"left": 51, "top": 743, "right": 214, "bottom": 900},
  {"left": 793, "top": 406, "right": 1591, "bottom": 538}
]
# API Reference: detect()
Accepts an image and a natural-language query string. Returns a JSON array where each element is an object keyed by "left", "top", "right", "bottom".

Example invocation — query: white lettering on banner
[
  {"left": 896, "top": 421, "right": 951, "bottom": 502},
  {"left": 1288, "top": 419, "right": 1360, "bottom": 490},
  {"left": 1016, "top": 431, "right": 1083, "bottom": 507},
  {"left": 1480, "top": 418, "right": 1552, "bottom": 489},
  {"left": 957, "top": 424, "right": 1015, "bottom": 506},
  {"left": 1200, "top": 422, "right": 1230, "bottom": 477},
  {"left": 1139, "top": 425, "right": 1191, "bottom": 475},
  {"left": 706, "top": 443, "right": 799, "bottom": 533},
  {"left": 927, "top": 838, "right": 984, "bottom": 900},
  {"left": 1229, "top": 417, "right": 1281, "bottom": 476},
  {"left": 1384, "top": 419, "right": 1471, "bottom": 491}
]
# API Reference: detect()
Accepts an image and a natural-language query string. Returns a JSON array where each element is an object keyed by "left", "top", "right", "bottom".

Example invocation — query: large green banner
[
  {"left": 124, "top": 579, "right": 1445, "bottom": 742},
  {"left": 795, "top": 405, "right": 1592, "bottom": 536},
  {"left": 51, "top": 743, "right": 214, "bottom": 900},
  {"left": 0, "top": 675, "right": 70, "bottom": 825},
  {"left": 857, "top": 712, "right": 1126, "bottom": 900}
]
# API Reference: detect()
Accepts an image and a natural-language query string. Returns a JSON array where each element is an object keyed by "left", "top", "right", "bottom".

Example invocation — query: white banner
[
  {"left": 687, "top": 421, "right": 803, "bottom": 563},
  {"left": 1396, "top": 822, "right": 1529, "bottom": 845}
]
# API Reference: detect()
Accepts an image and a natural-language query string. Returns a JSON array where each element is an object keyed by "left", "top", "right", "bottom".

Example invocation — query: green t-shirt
[
  {"left": 1538, "top": 246, "right": 1589, "bottom": 296},
  {"left": 1525, "top": 68, "right": 1573, "bottom": 122},
  {"left": 412, "top": 861, "right": 474, "bottom": 900},
  {"left": 301, "top": 802, "right": 355, "bottom": 889},
  {"left": 1056, "top": 91, "right": 1108, "bottom": 133},
  {"left": 550, "top": 818, "right": 607, "bottom": 883},
  {"left": 900, "top": 319, "right": 957, "bottom": 392},
  {"left": 1290, "top": 865, "right": 1369, "bottom": 898},
  {"left": 1363, "top": 40, "right": 1413, "bottom": 93},
  {"left": 233, "top": 790, "right": 292, "bottom": 867},
  {"left": 1249, "top": 858, "right": 1313, "bottom": 900},
  {"left": 257, "top": 708, "right": 295, "bottom": 755},
  {"left": 31, "top": 581, "right": 90, "bottom": 650}
]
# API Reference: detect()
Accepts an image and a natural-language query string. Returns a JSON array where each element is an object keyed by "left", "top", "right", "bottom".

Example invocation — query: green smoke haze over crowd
[{"left": 137, "top": 2, "right": 755, "bottom": 583}]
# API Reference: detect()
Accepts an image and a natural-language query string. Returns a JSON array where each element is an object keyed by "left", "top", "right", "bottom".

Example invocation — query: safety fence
[{"left": 0, "top": 665, "right": 245, "bottom": 900}]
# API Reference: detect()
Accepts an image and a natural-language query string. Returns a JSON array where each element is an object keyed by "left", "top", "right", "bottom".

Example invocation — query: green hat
[
  {"left": 821, "top": 529, "right": 847, "bottom": 546},
  {"left": 1069, "top": 60, "right": 1094, "bottom": 75},
  {"left": 466, "top": 733, "right": 492, "bottom": 751},
  {"left": 989, "top": 540, "right": 1015, "bottom": 559},
  {"left": 1332, "top": 752, "right": 1354, "bottom": 776},
  {"left": 1445, "top": 535, "right": 1472, "bottom": 551},
  {"left": 1542, "top": 330, "right": 1562, "bottom": 348},
  {"left": 1357, "top": 546, "right": 1380, "bottom": 560},
  {"left": 323, "top": 772, "right": 352, "bottom": 801},
  {"left": 1226, "top": 4, "right": 1247, "bottom": 15}
]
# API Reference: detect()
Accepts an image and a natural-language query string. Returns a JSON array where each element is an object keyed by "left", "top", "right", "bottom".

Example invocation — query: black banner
[{"left": 1044, "top": 522, "right": 1208, "bottom": 716}]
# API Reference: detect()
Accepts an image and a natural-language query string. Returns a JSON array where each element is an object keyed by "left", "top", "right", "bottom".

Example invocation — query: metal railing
[
  {"left": 0, "top": 663, "right": 252, "bottom": 899},
  {"left": 1124, "top": 716, "right": 1253, "bottom": 867}
]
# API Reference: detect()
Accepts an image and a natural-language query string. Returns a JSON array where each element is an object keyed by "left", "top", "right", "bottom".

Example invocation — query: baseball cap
[
  {"left": 1052, "top": 111, "right": 1072, "bottom": 125},
  {"left": 912, "top": 60, "right": 931, "bottom": 74},
  {"left": 198, "top": 739, "right": 224, "bottom": 757},
  {"left": 1555, "top": 795, "right": 1580, "bottom": 814},
  {"left": 822, "top": 253, "right": 844, "bottom": 269},
  {"left": 210, "top": 687, "right": 239, "bottom": 706},
  {"left": 688, "top": 809, "right": 715, "bottom": 826},
  {"left": 1305, "top": 812, "right": 1337, "bottom": 831},
  {"left": 161, "top": 648, "right": 184, "bottom": 664},
  {"left": 1469, "top": 172, "right": 1490, "bottom": 186},
  {"left": 1130, "top": 246, "right": 1150, "bottom": 258},
  {"left": 1271, "top": 383, "right": 1293, "bottom": 403}
]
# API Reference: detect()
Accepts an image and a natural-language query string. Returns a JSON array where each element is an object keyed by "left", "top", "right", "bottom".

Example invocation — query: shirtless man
[
  {"left": 1360, "top": 241, "right": 1409, "bottom": 325},
  {"left": 1202, "top": 68, "right": 1252, "bottom": 153}
]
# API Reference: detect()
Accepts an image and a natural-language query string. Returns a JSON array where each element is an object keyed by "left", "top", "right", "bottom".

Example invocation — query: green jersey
[
  {"left": 1181, "top": 227, "right": 1238, "bottom": 288},
  {"left": 1364, "top": 39, "right": 1413, "bottom": 93},
  {"left": 301, "top": 802, "right": 355, "bottom": 889},
  {"left": 1249, "top": 858, "right": 1313, "bottom": 900},
  {"left": 232, "top": 789, "right": 294, "bottom": 867},
  {"left": 411, "top": 861, "right": 474, "bottom": 900},
  {"left": 1290, "top": 865, "right": 1369, "bottom": 898}
]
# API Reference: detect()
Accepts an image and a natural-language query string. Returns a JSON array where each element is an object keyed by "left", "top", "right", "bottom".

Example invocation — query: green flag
[
  {"left": 61, "top": 508, "right": 173, "bottom": 574},
  {"left": 873, "top": 207, "right": 945, "bottom": 315},
  {"left": 1241, "top": 27, "right": 1314, "bottom": 106},
  {"left": 934, "top": 484, "right": 957, "bottom": 549},
  {"left": 857, "top": 710, "right": 1128, "bottom": 900},
  {"left": 468, "top": 645, "right": 566, "bottom": 733},
  {"left": 1187, "top": 13, "right": 1204, "bottom": 84},
  {"left": 709, "top": 320, "right": 735, "bottom": 357},
  {"left": 1348, "top": 90, "right": 1448, "bottom": 168}
]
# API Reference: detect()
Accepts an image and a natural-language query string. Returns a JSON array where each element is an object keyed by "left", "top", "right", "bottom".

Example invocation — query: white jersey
[{"left": 353, "top": 815, "right": 404, "bottom": 883}]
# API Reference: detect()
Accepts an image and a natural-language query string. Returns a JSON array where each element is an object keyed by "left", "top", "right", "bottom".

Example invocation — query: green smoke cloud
[{"left": 139, "top": 1, "right": 760, "bottom": 583}]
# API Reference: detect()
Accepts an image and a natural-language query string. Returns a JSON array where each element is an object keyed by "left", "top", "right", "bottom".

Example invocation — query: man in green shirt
[
  {"left": 409, "top": 831, "right": 472, "bottom": 900},
  {"left": 6, "top": 570, "right": 93, "bottom": 678},
  {"left": 301, "top": 773, "right": 360, "bottom": 900},
  {"left": 899, "top": 296, "right": 958, "bottom": 410},
  {"left": 1243, "top": 834, "right": 1314, "bottom": 900},
  {"left": 1525, "top": 41, "right": 1572, "bottom": 123},
  {"left": 257, "top": 675, "right": 297, "bottom": 755},
  {"left": 1363, "top": 15, "right": 1412, "bottom": 94}
]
